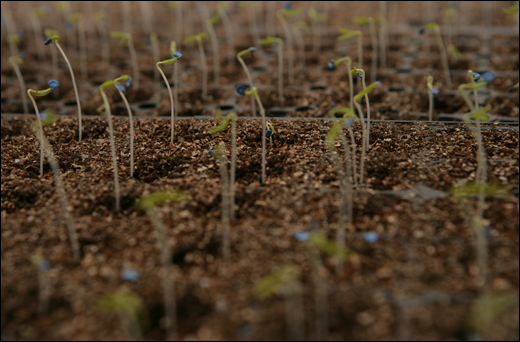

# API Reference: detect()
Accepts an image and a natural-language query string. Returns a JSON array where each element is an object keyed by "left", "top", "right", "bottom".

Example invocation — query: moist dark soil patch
[{"left": 2, "top": 116, "right": 519, "bottom": 340}]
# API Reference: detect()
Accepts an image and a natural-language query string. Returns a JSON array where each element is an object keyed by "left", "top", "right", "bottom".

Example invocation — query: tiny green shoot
[
  {"left": 419, "top": 23, "right": 452, "bottom": 89},
  {"left": 29, "top": 108, "right": 80, "bottom": 262},
  {"left": 8, "top": 55, "right": 28, "bottom": 114},
  {"left": 44, "top": 34, "right": 83, "bottom": 142},
  {"left": 110, "top": 31, "right": 139, "bottom": 89},
  {"left": 157, "top": 52, "right": 182, "bottom": 143},
  {"left": 183, "top": 32, "right": 209, "bottom": 98},
  {"left": 277, "top": 7, "right": 302, "bottom": 85},
  {"left": 135, "top": 190, "right": 191, "bottom": 336},
  {"left": 259, "top": 36, "right": 284, "bottom": 105},
  {"left": 338, "top": 28, "right": 363, "bottom": 70}
]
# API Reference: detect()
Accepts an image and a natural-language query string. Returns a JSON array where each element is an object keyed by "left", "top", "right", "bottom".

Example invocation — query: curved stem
[
  {"left": 99, "top": 88, "right": 120, "bottom": 210},
  {"left": 157, "top": 63, "right": 175, "bottom": 143},
  {"left": 10, "top": 60, "right": 28, "bottom": 114},
  {"left": 237, "top": 55, "right": 256, "bottom": 117},
  {"left": 27, "top": 90, "right": 44, "bottom": 177},
  {"left": 253, "top": 91, "right": 266, "bottom": 184},
  {"left": 116, "top": 88, "right": 134, "bottom": 178},
  {"left": 55, "top": 41, "right": 82, "bottom": 142}
]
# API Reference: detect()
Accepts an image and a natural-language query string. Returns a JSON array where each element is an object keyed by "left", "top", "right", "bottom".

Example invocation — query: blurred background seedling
[
  {"left": 338, "top": 28, "right": 363, "bottom": 70},
  {"left": 113, "top": 75, "right": 135, "bottom": 177},
  {"left": 110, "top": 31, "right": 139, "bottom": 89},
  {"left": 426, "top": 75, "right": 439, "bottom": 121},
  {"left": 183, "top": 32, "right": 209, "bottom": 98},
  {"left": 68, "top": 12, "right": 87, "bottom": 77},
  {"left": 8, "top": 55, "right": 28, "bottom": 114},
  {"left": 293, "top": 21, "right": 311, "bottom": 72},
  {"left": 419, "top": 23, "right": 452, "bottom": 89},
  {"left": 277, "top": 5, "right": 302, "bottom": 85},
  {"left": 157, "top": 51, "right": 182, "bottom": 143},
  {"left": 236, "top": 46, "right": 257, "bottom": 116},
  {"left": 308, "top": 8, "right": 326, "bottom": 54},
  {"left": 354, "top": 16, "right": 378, "bottom": 83},
  {"left": 259, "top": 36, "right": 284, "bottom": 105}
]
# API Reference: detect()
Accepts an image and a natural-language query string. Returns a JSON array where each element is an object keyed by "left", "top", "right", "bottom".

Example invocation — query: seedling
[
  {"left": 31, "top": 255, "right": 51, "bottom": 315},
  {"left": 98, "top": 80, "right": 122, "bottom": 210},
  {"left": 351, "top": 78, "right": 381, "bottom": 184},
  {"left": 97, "top": 287, "right": 148, "bottom": 341},
  {"left": 236, "top": 84, "right": 267, "bottom": 184},
  {"left": 329, "top": 57, "right": 354, "bottom": 112},
  {"left": 94, "top": 8, "right": 110, "bottom": 64},
  {"left": 308, "top": 8, "right": 326, "bottom": 54},
  {"left": 68, "top": 12, "right": 87, "bottom": 77},
  {"left": 201, "top": 4, "right": 221, "bottom": 83},
  {"left": 236, "top": 46, "right": 257, "bottom": 116},
  {"left": 136, "top": 190, "right": 190, "bottom": 336},
  {"left": 27, "top": 80, "right": 59, "bottom": 177},
  {"left": 217, "top": 2, "right": 235, "bottom": 65},
  {"left": 170, "top": 42, "right": 181, "bottom": 133},
  {"left": 419, "top": 23, "right": 452, "bottom": 89},
  {"left": 183, "top": 32, "right": 209, "bottom": 98},
  {"left": 44, "top": 34, "right": 83, "bottom": 142},
  {"left": 28, "top": 108, "right": 80, "bottom": 262},
  {"left": 44, "top": 29, "right": 59, "bottom": 81},
  {"left": 259, "top": 36, "right": 284, "bottom": 104},
  {"left": 110, "top": 31, "right": 139, "bottom": 89},
  {"left": 157, "top": 51, "right": 182, "bottom": 143},
  {"left": 328, "top": 106, "right": 359, "bottom": 185},
  {"left": 442, "top": 3, "right": 458, "bottom": 46},
  {"left": 253, "top": 265, "right": 304, "bottom": 341},
  {"left": 338, "top": 28, "right": 363, "bottom": 70},
  {"left": 351, "top": 67, "right": 373, "bottom": 149},
  {"left": 354, "top": 16, "right": 378, "bottom": 83},
  {"left": 266, "top": 122, "right": 275, "bottom": 148},
  {"left": 208, "top": 109, "right": 238, "bottom": 223},
  {"left": 277, "top": 6, "right": 302, "bottom": 85},
  {"left": 29, "top": 7, "right": 47, "bottom": 61},
  {"left": 427, "top": 75, "right": 439, "bottom": 121},
  {"left": 8, "top": 55, "right": 28, "bottom": 114},
  {"left": 149, "top": 33, "right": 160, "bottom": 82},
  {"left": 211, "top": 144, "right": 232, "bottom": 262},
  {"left": 2, "top": 9, "right": 20, "bottom": 57},
  {"left": 293, "top": 21, "right": 311, "bottom": 72},
  {"left": 239, "top": 1, "right": 261, "bottom": 51},
  {"left": 325, "top": 118, "right": 355, "bottom": 276},
  {"left": 111, "top": 75, "right": 135, "bottom": 178}
]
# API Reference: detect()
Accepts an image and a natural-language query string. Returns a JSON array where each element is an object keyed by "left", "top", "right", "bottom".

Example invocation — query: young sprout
[
  {"left": 44, "top": 29, "right": 59, "bottom": 81},
  {"left": 44, "top": 34, "right": 83, "bottom": 141},
  {"left": 28, "top": 108, "right": 80, "bottom": 262},
  {"left": 419, "top": 23, "right": 452, "bottom": 89},
  {"left": 427, "top": 76, "right": 439, "bottom": 121},
  {"left": 308, "top": 8, "right": 326, "bottom": 54},
  {"left": 329, "top": 57, "right": 354, "bottom": 112},
  {"left": 325, "top": 119, "right": 355, "bottom": 276},
  {"left": 354, "top": 16, "right": 378, "bottom": 83},
  {"left": 236, "top": 84, "right": 267, "bottom": 184},
  {"left": 135, "top": 190, "right": 191, "bottom": 337},
  {"left": 68, "top": 13, "right": 87, "bottom": 77},
  {"left": 183, "top": 32, "right": 209, "bottom": 98},
  {"left": 328, "top": 106, "right": 359, "bottom": 185},
  {"left": 31, "top": 255, "right": 51, "bottom": 315},
  {"left": 208, "top": 109, "right": 238, "bottom": 223},
  {"left": 200, "top": 4, "right": 221, "bottom": 83},
  {"left": 266, "top": 122, "right": 275, "bottom": 148},
  {"left": 149, "top": 33, "right": 160, "bottom": 83},
  {"left": 27, "top": 80, "right": 60, "bottom": 177},
  {"left": 94, "top": 8, "right": 110, "bottom": 64},
  {"left": 113, "top": 75, "right": 135, "bottom": 178},
  {"left": 8, "top": 55, "right": 28, "bottom": 114},
  {"left": 110, "top": 31, "right": 139, "bottom": 89},
  {"left": 293, "top": 21, "right": 311, "bottom": 72},
  {"left": 236, "top": 46, "right": 257, "bottom": 117},
  {"left": 169, "top": 42, "right": 181, "bottom": 129},
  {"left": 29, "top": 7, "right": 47, "bottom": 61},
  {"left": 277, "top": 6, "right": 302, "bottom": 85},
  {"left": 157, "top": 52, "right": 182, "bottom": 143},
  {"left": 98, "top": 80, "right": 121, "bottom": 210},
  {"left": 351, "top": 79, "right": 381, "bottom": 184},
  {"left": 259, "top": 36, "right": 285, "bottom": 105},
  {"left": 97, "top": 287, "right": 148, "bottom": 341},
  {"left": 351, "top": 67, "right": 373, "bottom": 150},
  {"left": 509, "top": 82, "right": 519, "bottom": 92},
  {"left": 253, "top": 265, "right": 305, "bottom": 341},
  {"left": 338, "top": 28, "right": 363, "bottom": 70}
]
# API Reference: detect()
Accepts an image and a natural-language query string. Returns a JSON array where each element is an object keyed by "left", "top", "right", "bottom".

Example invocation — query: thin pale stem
[
  {"left": 253, "top": 92, "right": 266, "bottom": 185},
  {"left": 55, "top": 41, "right": 82, "bottom": 142},
  {"left": 116, "top": 88, "right": 134, "bottom": 178},
  {"left": 471, "top": 78, "right": 479, "bottom": 110},
  {"left": 157, "top": 63, "right": 176, "bottom": 143},
  {"left": 127, "top": 36, "right": 139, "bottom": 89},
  {"left": 96, "top": 20, "right": 110, "bottom": 64},
  {"left": 50, "top": 44, "right": 58, "bottom": 83},
  {"left": 248, "top": 3, "right": 261, "bottom": 50},
  {"left": 358, "top": 35, "right": 363, "bottom": 70},
  {"left": 230, "top": 118, "right": 237, "bottom": 222},
  {"left": 10, "top": 60, "right": 28, "bottom": 114},
  {"left": 151, "top": 35, "right": 160, "bottom": 83},
  {"left": 221, "top": 10, "right": 235, "bottom": 66},
  {"left": 27, "top": 91, "right": 44, "bottom": 177},
  {"left": 36, "top": 130, "right": 80, "bottom": 261},
  {"left": 237, "top": 55, "right": 256, "bottom": 116},
  {"left": 379, "top": 1, "right": 387, "bottom": 69},
  {"left": 197, "top": 37, "right": 208, "bottom": 98},
  {"left": 79, "top": 19, "right": 87, "bottom": 77},
  {"left": 99, "top": 88, "right": 120, "bottom": 210},
  {"left": 29, "top": 13, "right": 45, "bottom": 61},
  {"left": 278, "top": 40, "right": 285, "bottom": 105},
  {"left": 205, "top": 19, "right": 220, "bottom": 83},
  {"left": 219, "top": 152, "right": 231, "bottom": 263},
  {"left": 368, "top": 19, "right": 378, "bottom": 83},
  {"left": 354, "top": 102, "right": 368, "bottom": 184},
  {"left": 347, "top": 126, "right": 357, "bottom": 185},
  {"left": 428, "top": 91, "right": 434, "bottom": 121},
  {"left": 362, "top": 77, "right": 371, "bottom": 149},
  {"left": 174, "top": 62, "right": 179, "bottom": 127},
  {"left": 293, "top": 26, "right": 305, "bottom": 72},
  {"left": 278, "top": 13, "right": 294, "bottom": 84},
  {"left": 435, "top": 27, "right": 452, "bottom": 89}
]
